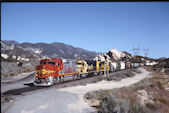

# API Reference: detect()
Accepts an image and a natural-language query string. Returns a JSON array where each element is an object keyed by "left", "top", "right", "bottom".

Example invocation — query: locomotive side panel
[
  {"left": 99, "top": 61, "right": 110, "bottom": 72},
  {"left": 62, "top": 59, "right": 77, "bottom": 74},
  {"left": 86, "top": 60, "right": 97, "bottom": 72}
]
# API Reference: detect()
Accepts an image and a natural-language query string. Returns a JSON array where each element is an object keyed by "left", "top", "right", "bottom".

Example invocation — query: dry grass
[
  {"left": 85, "top": 68, "right": 169, "bottom": 113},
  {"left": 156, "top": 81, "right": 164, "bottom": 89},
  {"left": 145, "top": 102, "right": 156, "bottom": 110},
  {"left": 1, "top": 95, "right": 13, "bottom": 103},
  {"left": 90, "top": 68, "right": 141, "bottom": 83},
  {"left": 155, "top": 97, "right": 168, "bottom": 104}
]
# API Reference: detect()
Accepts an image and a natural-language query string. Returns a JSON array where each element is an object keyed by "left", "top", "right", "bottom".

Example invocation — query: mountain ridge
[
  {"left": 1, "top": 40, "right": 98, "bottom": 61},
  {"left": 1, "top": 40, "right": 161, "bottom": 65}
]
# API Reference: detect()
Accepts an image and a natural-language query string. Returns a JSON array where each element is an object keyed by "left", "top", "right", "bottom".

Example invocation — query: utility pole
[
  {"left": 143, "top": 48, "right": 149, "bottom": 57},
  {"left": 132, "top": 46, "right": 140, "bottom": 56}
]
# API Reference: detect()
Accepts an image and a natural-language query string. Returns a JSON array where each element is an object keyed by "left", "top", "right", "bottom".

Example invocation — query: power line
[
  {"left": 143, "top": 48, "right": 149, "bottom": 57},
  {"left": 132, "top": 46, "right": 140, "bottom": 56}
]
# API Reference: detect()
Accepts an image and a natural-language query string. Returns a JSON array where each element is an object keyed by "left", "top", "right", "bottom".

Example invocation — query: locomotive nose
[
  {"left": 43, "top": 65, "right": 45, "bottom": 68},
  {"left": 36, "top": 64, "right": 56, "bottom": 76}
]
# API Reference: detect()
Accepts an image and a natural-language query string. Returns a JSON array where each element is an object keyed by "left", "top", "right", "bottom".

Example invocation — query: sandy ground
[{"left": 1, "top": 68, "right": 151, "bottom": 113}]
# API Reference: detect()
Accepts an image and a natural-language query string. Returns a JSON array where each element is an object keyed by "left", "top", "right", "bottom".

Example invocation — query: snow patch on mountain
[{"left": 59, "top": 49, "right": 65, "bottom": 54}]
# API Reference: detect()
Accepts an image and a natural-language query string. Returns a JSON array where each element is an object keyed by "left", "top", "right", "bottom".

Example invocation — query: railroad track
[
  {"left": 2, "top": 101, "right": 15, "bottom": 113},
  {"left": 2, "top": 67, "right": 141, "bottom": 96}
]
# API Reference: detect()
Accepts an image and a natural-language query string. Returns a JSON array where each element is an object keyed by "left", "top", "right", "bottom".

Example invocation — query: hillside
[
  {"left": 85, "top": 67, "right": 169, "bottom": 113},
  {"left": 1, "top": 40, "right": 97, "bottom": 61}
]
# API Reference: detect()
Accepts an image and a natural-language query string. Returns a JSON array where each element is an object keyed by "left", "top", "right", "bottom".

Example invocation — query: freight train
[{"left": 34, "top": 58, "right": 145, "bottom": 86}]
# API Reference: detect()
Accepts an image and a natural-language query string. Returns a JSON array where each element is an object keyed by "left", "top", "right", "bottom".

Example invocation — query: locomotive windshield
[
  {"left": 40, "top": 62, "right": 46, "bottom": 64},
  {"left": 48, "top": 62, "right": 55, "bottom": 65}
]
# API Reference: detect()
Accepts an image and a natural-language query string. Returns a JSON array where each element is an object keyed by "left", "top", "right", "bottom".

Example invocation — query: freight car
[
  {"left": 125, "top": 62, "right": 131, "bottom": 69},
  {"left": 119, "top": 61, "right": 125, "bottom": 70}
]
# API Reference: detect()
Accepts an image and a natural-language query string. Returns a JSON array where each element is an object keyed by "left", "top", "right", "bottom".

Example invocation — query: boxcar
[
  {"left": 125, "top": 62, "right": 131, "bottom": 69},
  {"left": 120, "top": 61, "right": 125, "bottom": 70}
]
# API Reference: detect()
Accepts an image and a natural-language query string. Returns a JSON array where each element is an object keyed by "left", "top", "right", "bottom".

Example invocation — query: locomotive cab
[{"left": 76, "top": 59, "right": 88, "bottom": 74}]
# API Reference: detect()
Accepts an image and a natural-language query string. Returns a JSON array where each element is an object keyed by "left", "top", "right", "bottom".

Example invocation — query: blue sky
[{"left": 1, "top": 2, "right": 169, "bottom": 58}]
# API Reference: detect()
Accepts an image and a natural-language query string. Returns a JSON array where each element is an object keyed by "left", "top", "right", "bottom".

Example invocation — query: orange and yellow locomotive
[{"left": 34, "top": 58, "right": 111, "bottom": 86}]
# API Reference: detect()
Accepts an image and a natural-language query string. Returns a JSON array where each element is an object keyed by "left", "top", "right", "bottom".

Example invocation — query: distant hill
[
  {"left": 153, "top": 57, "right": 169, "bottom": 68},
  {"left": 1, "top": 40, "right": 97, "bottom": 61}
]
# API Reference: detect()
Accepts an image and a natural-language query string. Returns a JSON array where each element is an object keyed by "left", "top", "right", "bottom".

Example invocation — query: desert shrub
[
  {"left": 3, "top": 96, "right": 13, "bottom": 103},
  {"left": 156, "top": 81, "right": 164, "bottom": 89},
  {"left": 145, "top": 102, "right": 156, "bottom": 110},
  {"left": 99, "top": 93, "right": 152, "bottom": 113},
  {"left": 92, "top": 76, "right": 104, "bottom": 83},
  {"left": 99, "top": 93, "right": 130, "bottom": 113},
  {"left": 107, "top": 76, "right": 121, "bottom": 81},
  {"left": 131, "top": 104, "right": 151, "bottom": 113},
  {"left": 156, "top": 97, "right": 168, "bottom": 104},
  {"left": 129, "top": 79, "right": 151, "bottom": 91},
  {"left": 85, "top": 90, "right": 105, "bottom": 100},
  {"left": 164, "top": 70, "right": 169, "bottom": 75},
  {"left": 9, "top": 73, "right": 15, "bottom": 76},
  {"left": 105, "top": 69, "right": 138, "bottom": 82}
]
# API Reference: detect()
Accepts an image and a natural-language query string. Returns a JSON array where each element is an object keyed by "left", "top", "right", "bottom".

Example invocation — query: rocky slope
[{"left": 93, "top": 48, "right": 156, "bottom": 63}]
